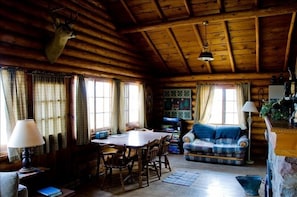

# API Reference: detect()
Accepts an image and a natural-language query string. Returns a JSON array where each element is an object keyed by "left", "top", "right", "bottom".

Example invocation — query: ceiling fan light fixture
[{"left": 198, "top": 51, "right": 214, "bottom": 61}]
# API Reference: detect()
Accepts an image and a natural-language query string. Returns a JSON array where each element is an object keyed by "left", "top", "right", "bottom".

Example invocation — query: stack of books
[{"left": 37, "top": 186, "right": 62, "bottom": 197}]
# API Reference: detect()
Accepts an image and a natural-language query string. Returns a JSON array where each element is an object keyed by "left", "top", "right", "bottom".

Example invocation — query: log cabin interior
[{"left": 1, "top": 0, "right": 297, "bottom": 194}]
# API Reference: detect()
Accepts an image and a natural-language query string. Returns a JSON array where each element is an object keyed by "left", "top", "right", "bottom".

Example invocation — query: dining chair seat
[{"left": 100, "top": 144, "right": 135, "bottom": 191}]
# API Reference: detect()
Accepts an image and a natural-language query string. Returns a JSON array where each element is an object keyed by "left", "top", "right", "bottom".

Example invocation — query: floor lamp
[{"left": 242, "top": 101, "right": 258, "bottom": 164}]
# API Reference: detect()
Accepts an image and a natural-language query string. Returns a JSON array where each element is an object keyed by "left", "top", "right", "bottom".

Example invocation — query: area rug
[{"left": 162, "top": 171, "right": 200, "bottom": 186}]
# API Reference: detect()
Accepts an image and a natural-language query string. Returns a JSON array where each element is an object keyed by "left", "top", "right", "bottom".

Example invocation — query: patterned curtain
[
  {"left": 0, "top": 69, "right": 27, "bottom": 161},
  {"left": 33, "top": 74, "right": 67, "bottom": 153},
  {"left": 75, "top": 75, "right": 89, "bottom": 145}
]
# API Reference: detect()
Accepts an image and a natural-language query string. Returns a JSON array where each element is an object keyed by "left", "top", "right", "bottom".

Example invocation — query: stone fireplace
[{"left": 265, "top": 117, "right": 297, "bottom": 197}]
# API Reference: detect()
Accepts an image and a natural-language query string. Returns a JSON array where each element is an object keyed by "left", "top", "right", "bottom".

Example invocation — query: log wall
[
  {"left": 0, "top": 0, "right": 151, "bottom": 81},
  {"left": 0, "top": 0, "right": 149, "bottom": 185}
]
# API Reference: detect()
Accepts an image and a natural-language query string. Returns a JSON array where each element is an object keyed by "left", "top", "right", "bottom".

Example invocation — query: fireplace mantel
[{"left": 264, "top": 117, "right": 297, "bottom": 157}]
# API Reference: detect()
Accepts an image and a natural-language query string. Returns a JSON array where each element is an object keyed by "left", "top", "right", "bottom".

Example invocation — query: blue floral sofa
[{"left": 182, "top": 123, "right": 249, "bottom": 165}]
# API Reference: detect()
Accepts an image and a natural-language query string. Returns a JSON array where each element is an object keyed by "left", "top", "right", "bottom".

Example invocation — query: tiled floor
[{"left": 74, "top": 154, "right": 266, "bottom": 197}]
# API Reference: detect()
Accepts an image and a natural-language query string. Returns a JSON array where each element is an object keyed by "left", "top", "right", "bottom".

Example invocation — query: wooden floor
[{"left": 74, "top": 154, "right": 267, "bottom": 197}]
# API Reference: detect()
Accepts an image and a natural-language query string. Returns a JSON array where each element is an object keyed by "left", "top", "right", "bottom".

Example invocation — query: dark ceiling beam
[
  {"left": 119, "top": 4, "right": 297, "bottom": 34},
  {"left": 119, "top": 0, "right": 168, "bottom": 72},
  {"left": 167, "top": 28, "right": 192, "bottom": 74},
  {"left": 152, "top": 0, "right": 165, "bottom": 20},
  {"left": 217, "top": 0, "right": 223, "bottom": 12},
  {"left": 192, "top": 24, "right": 212, "bottom": 73},
  {"left": 284, "top": 12, "right": 296, "bottom": 72},
  {"left": 120, "top": 0, "right": 137, "bottom": 24},
  {"left": 158, "top": 72, "right": 287, "bottom": 82},
  {"left": 141, "top": 31, "right": 169, "bottom": 71},
  {"left": 183, "top": 0, "right": 192, "bottom": 16},
  {"left": 255, "top": 17, "right": 260, "bottom": 72},
  {"left": 223, "top": 21, "right": 235, "bottom": 72}
]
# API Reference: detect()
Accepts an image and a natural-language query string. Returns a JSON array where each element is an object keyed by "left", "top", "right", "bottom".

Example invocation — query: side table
[{"left": 19, "top": 167, "right": 49, "bottom": 196}]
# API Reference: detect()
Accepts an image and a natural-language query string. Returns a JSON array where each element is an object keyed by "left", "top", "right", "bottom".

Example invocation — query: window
[
  {"left": 86, "top": 79, "right": 112, "bottom": 132},
  {"left": 124, "top": 83, "right": 140, "bottom": 124},
  {"left": 208, "top": 87, "right": 239, "bottom": 124}
]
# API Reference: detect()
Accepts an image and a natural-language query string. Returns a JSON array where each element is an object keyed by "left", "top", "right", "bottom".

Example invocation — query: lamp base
[
  {"left": 246, "top": 160, "right": 255, "bottom": 165},
  {"left": 19, "top": 167, "right": 38, "bottom": 174}
]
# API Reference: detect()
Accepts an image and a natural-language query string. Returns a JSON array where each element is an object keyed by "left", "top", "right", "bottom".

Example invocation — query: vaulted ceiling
[{"left": 103, "top": 0, "right": 297, "bottom": 78}]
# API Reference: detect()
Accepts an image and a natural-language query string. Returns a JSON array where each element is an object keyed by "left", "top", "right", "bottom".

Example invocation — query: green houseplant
[{"left": 260, "top": 100, "right": 291, "bottom": 121}]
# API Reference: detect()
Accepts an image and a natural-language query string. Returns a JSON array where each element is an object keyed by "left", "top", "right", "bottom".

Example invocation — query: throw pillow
[
  {"left": 215, "top": 125, "right": 241, "bottom": 140},
  {"left": 192, "top": 123, "right": 216, "bottom": 139}
]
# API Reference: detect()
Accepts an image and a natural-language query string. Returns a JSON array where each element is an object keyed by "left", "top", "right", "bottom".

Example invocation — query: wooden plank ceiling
[{"left": 103, "top": 0, "right": 297, "bottom": 77}]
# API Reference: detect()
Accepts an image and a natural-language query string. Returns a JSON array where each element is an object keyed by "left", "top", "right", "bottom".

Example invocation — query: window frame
[
  {"left": 86, "top": 78, "right": 112, "bottom": 134},
  {"left": 124, "top": 83, "right": 140, "bottom": 125}
]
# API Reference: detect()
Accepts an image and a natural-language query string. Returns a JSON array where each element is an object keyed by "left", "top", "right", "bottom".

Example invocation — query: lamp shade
[
  {"left": 242, "top": 101, "right": 258, "bottom": 113},
  {"left": 198, "top": 51, "right": 214, "bottom": 61},
  {"left": 8, "top": 119, "right": 45, "bottom": 148}
]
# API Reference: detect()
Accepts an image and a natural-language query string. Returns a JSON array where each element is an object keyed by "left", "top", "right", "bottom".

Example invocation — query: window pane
[
  {"left": 104, "top": 98, "right": 110, "bottom": 112},
  {"left": 103, "top": 113, "right": 110, "bottom": 127},
  {"left": 89, "top": 98, "right": 94, "bottom": 113},
  {"left": 87, "top": 81, "right": 94, "bottom": 97},
  {"left": 209, "top": 89, "right": 222, "bottom": 124},
  {"left": 96, "top": 98, "right": 103, "bottom": 112},
  {"left": 208, "top": 87, "right": 238, "bottom": 125},
  {"left": 87, "top": 79, "right": 112, "bottom": 132}
]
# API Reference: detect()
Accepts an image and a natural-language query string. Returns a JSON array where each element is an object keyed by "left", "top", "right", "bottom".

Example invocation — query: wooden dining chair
[
  {"left": 100, "top": 144, "right": 135, "bottom": 191},
  {"left": 141, "top": 139, "right": 161, "bottom": 186},
  {"left": 158, "top": 135, "right": 172, "bottom": 176}
]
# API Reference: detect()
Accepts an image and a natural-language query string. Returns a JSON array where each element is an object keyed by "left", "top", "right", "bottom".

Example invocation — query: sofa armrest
[
  {"left": 237, "top": 135, "right": 249, "bottom": 148},
  {"left": 18, "top": 184, "right": 28, "bottom": 197},
  {"left": 0, "top": 172, "right": 19, "bottom": 197},
  {"left": 182, "top": 130, "right": 195, "bottom": 143}
]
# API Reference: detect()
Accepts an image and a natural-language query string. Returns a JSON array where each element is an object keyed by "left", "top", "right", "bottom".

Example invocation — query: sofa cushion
[
  {"left": 192, "top": 123, "right": 216, "bottom": 139},
  {"left": 213, "top": 143, "right": 246, "bottom": 154},
  {"left": 215, "top": 125, "right": 241, "bottom": 140},
  {"left": 183, "top": 139, "right": 214, "bottom": 153},
  {"left": 215, "top": 138, "right": 237, "bottom": 144}
]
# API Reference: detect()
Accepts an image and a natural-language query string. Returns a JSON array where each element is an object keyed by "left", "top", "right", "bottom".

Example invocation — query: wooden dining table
[{"left": 91, "top": 130, "right": 170, "bottom": 187}]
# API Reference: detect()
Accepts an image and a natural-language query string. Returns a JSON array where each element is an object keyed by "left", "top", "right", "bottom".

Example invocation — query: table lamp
[
  {"left": 242, "top": 101, "right": 258, "bottom": 164},
  {"left": 8, "top": 119, "right": 45, "bottom": 173}
]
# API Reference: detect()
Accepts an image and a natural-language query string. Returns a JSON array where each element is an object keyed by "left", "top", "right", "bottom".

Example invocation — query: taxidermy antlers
[{"left": 45, "top": 9, "right": 77, "bottom": 64}]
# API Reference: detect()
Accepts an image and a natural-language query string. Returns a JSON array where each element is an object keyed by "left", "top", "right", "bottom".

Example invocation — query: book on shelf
[{"left": 37, "top": 186, "right": 62, "bottom": 197}]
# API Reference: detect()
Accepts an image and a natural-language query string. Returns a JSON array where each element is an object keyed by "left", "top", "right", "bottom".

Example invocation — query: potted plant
[{"left": 260, "top": 100, "right": 291, "bottom": 121}]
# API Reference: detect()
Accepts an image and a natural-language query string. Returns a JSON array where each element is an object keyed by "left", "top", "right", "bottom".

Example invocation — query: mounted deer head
[{"left": 45, "top": 10, "right": 77, "bottom": 64}]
